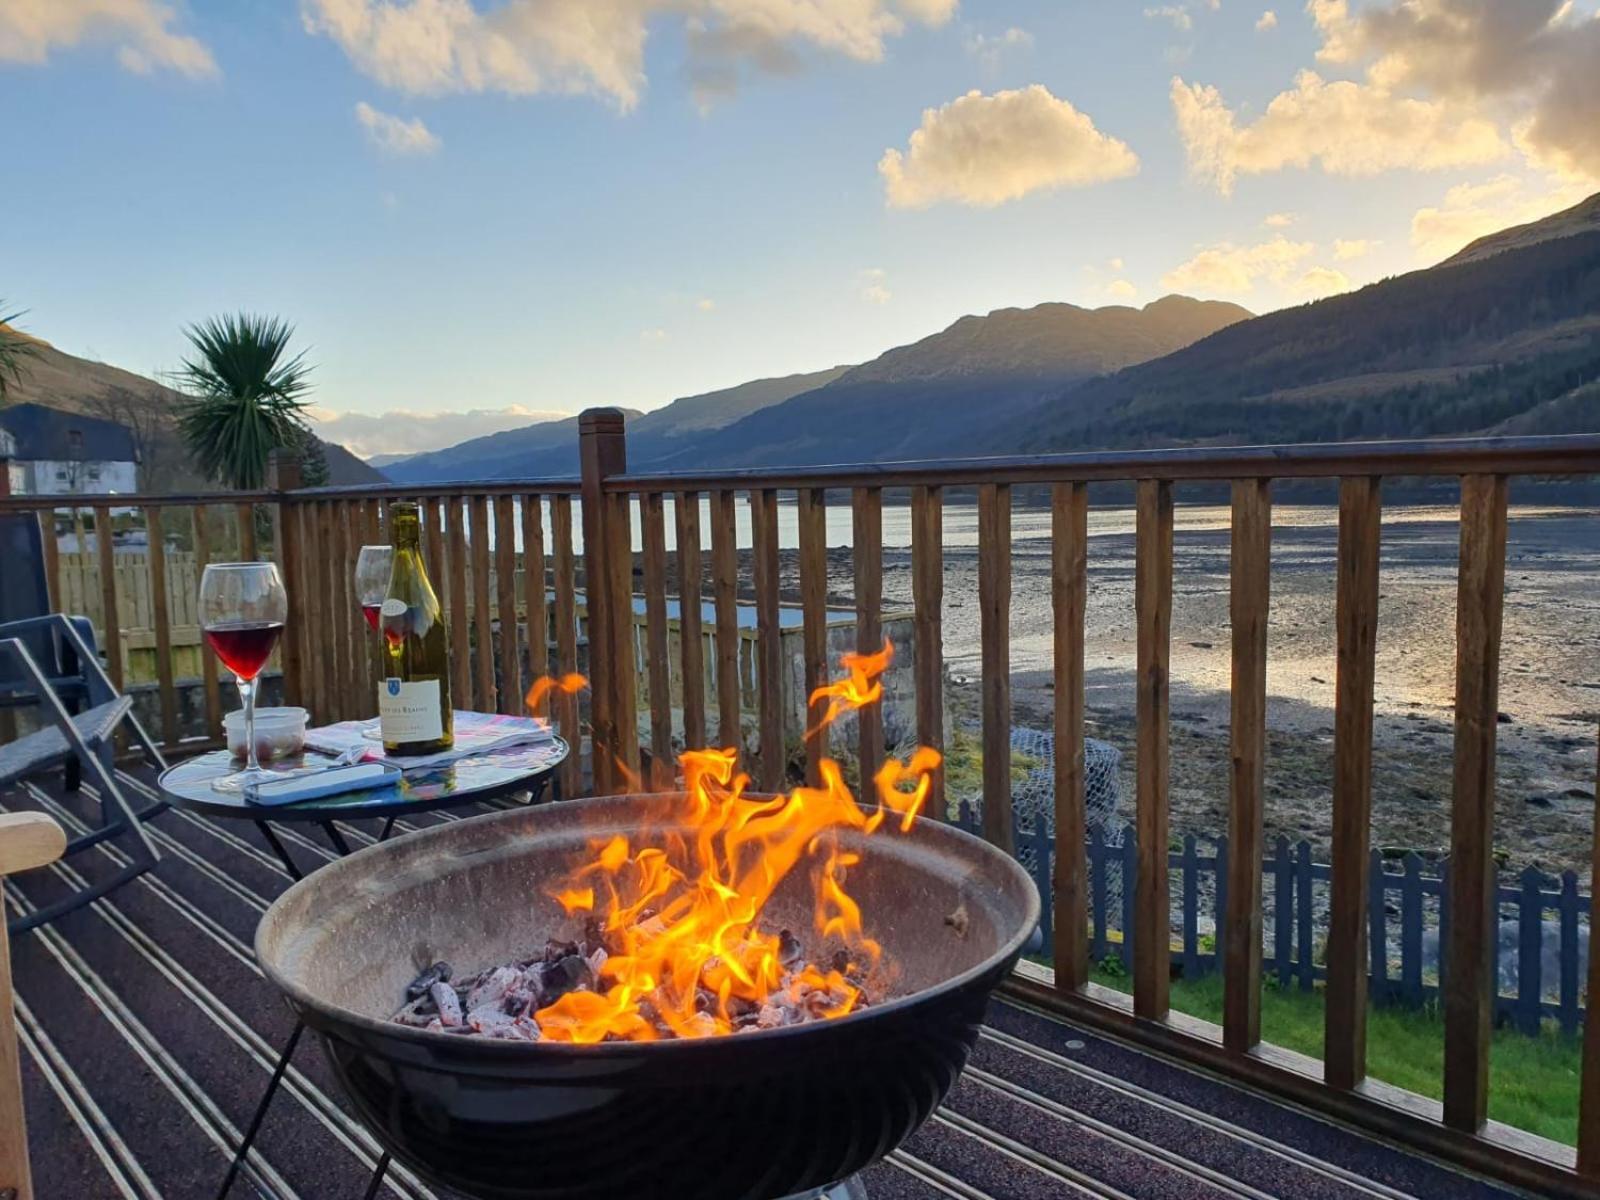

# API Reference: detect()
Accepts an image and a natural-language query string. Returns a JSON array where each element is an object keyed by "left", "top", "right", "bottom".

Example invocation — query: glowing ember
[{"left": 392, "top": 645, "right": 941, "bottom": 1043}]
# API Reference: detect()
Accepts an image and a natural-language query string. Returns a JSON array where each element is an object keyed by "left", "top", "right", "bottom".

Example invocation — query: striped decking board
[{"left": 2, "top": 767, "right": 1525, "bottom": 1200}]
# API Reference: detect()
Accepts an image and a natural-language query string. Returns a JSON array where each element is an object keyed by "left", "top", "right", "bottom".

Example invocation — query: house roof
[{"left": 0, "top": 403, "right": 137, "bottom": 462}]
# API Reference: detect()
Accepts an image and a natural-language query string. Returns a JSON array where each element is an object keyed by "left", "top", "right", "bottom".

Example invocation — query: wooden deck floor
[{"left": 3, "top": 765, "right": 1532, "bottom": 1200}]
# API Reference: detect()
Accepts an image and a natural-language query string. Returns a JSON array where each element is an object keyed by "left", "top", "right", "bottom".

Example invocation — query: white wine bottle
[{"left": 378, "top": 502, "right": 454, "bottom": 755}]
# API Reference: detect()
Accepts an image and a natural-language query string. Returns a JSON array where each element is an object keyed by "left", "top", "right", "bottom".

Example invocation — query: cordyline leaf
[
  {"left": 0, "top": 301, "right": 40, "bottom": 404},
  {"left": 174, "top": 312, "right": 315, "bottom": 490}
]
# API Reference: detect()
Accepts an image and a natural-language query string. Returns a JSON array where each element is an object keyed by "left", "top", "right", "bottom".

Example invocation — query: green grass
[{"left": 1088, "top": 961, "right": 1582, "bottom": 1146}]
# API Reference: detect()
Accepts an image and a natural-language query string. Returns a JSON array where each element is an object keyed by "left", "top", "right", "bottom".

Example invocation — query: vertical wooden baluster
[
  {"left": 1134, "top": 478, "right": 1173, "bottom": 1021},
  {"left": 551, "top": 495, "right": 581, "bottom": 795},
  {"left": 712, "top": 490, "right": 741, "bottom": 750},
  {"left": 798, "top": 488, "right": 829, "bottom": 785},
  {"left": 40, "top": 507, "right": 60, "bottom": 610},
  {"left": 93, "top": 503, "right": 124, "bottom": 692},
  {"left": 447, "top": 498, "right": 472, "bottom": 714},
  {"left": 1325, "top": 476, "right": 1382, "bottom": 1089},
  {"left": 1443, "top": 473, "right": 1509, "bottom": 1133},
  {"left": 190, "top": 505, "right": 223, "bottom": 737},
  {"left": 314, "top": 502, "right": 338, "bottom": 719},
  {"left": 296, "top": 501, "right": 323, "bottom": 721},
  {"left": 1225, "top": 478, "right": 1272, "bottom": 1052},
  {"left": 495, "top": 495, "right": 519, "bottom": 714},
  {"left": 752, "top": 488, "right": 784, "bottom": 793},
  {"left": 977, "top": 483, "right": 1012, "bottom": 854},
  {"left": 912, "top": 486, "right": 945, "bottom": 819},
  {"left": 146, "top": 506, "right": 178, "bottom": 747},
  {"left": 676, "top": 492, "right": 706, "bottom": 752},
  {"left": 470, "top": 495, "right": 496, "bottom": 712},
  {"left": 364, "top": 498, "right": 381, "bottom": 546},
  {"left": 523, "top": 493, "right": 548, "bottom": 686},
  {"left": 605, "top": 489, "right": 639, "bottom": 784},
  {"left": 340, "top": 502, "right": 363, "bottom": 720},
  {"left": 641, "top": 492, "right": 673, "bottom": 788},
  {"left": 237, "top": 501, "right": 258, "bottom": 560},
  {"left": 854, "top": 487, "right": 884, "bottom": 786},
  {"left": 354, "top": 499, "right": 377, "bottom": 713},
  {"left": 1580, "top": 725, "right": 1600, "bottom": 1176},
  {"left": 1052, "top": 481, "right": 1088, "bottom": 990},
  {"left": 425, "top": 496, "right": 446, "bottom": 591}
]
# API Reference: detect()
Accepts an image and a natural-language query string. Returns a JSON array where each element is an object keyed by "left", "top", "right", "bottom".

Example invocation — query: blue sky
[{"left": 3, "top": 1, "right": 1596, "bottom": 455}]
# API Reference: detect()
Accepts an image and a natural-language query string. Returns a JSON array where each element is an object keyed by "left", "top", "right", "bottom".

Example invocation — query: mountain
[
  {"left": 383, "top": 365, "right": 849, "bottom": 482},
  {"left": 1011, "top": 193, "right": 1600, "bottom": 451},
  {"left": 0, "top": 329, "right": 383, "bottom": 490},
  {"left": 680, "top": 296, "right": 1252, "bottom": 467}
]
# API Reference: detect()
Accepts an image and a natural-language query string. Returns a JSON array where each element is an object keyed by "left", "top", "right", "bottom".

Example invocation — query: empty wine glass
[
  {"left": 200, "top": 562, "right": 288, "bottom": 792},
  {"left": 356, "top": 545, "right": 394, "bottom": 632}
]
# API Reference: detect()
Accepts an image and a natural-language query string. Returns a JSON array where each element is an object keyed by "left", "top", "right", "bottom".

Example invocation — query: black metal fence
[{"left": 953, "top": 803, "right": 1592, "bottom": 1036}]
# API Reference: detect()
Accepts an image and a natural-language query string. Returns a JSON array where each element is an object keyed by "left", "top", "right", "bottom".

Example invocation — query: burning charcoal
[
  {"left": 830, "top": 949, "right": 850, "bottom": 974},
  {"left": 542, "top": 938, "right": 580, "bottom": 964},
  {"left": 405, "top": 961, "right": 453, "bottom": 1000},
  {"left": 537, "top": 953, "right": 595, "bottom": 1004},
  {"left": 778, "top": 929, "right": 804, "bottom": 966},
  {"left": 391, "top": 997, "right": 436, "bottom": 1027},
  {"left": 587, "top": 946, "right": 608, "bottom": 978},
  {"left": 430, "top": 981, "right": 463, "bottom": 1028},
  {"left": 466, "top": 966, "right": 520, "bottom": 1013},
  {"left": 756, "top": 1004, "right": 786, "bottom": 1029}
]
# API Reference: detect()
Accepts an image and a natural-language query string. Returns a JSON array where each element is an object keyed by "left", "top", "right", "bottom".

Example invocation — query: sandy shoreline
[{"left": 768, "top": 502, "right": 1599, "bottom": 876}]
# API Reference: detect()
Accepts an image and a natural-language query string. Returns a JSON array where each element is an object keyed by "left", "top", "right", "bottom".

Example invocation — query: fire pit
[{"left": 256, "top": 790, "right": 1038, "bottom": 1200}]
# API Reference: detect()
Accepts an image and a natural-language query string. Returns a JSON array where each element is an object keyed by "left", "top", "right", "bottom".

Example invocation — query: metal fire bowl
[{"left": 256, "top": 792, "right": 1040, "bottom": 1200}]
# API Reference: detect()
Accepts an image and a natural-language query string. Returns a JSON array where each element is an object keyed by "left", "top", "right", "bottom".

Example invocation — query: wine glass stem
[{"left": 238, "top": 675, "right": 259, "bottom": 773}]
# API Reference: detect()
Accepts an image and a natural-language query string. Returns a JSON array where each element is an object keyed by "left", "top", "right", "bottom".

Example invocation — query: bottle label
[{"left": 379, "top": 677, "right": 443, "bottom": 742}]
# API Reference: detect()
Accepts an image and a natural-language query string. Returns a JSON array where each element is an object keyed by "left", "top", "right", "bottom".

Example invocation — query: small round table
[{"left": 159, "top": 736, "right": 568, "bottom": 880}]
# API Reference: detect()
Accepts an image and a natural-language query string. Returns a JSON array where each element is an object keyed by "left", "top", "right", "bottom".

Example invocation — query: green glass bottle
[{"left": 378, "top": 502, "right": 453, "bottom": 755}]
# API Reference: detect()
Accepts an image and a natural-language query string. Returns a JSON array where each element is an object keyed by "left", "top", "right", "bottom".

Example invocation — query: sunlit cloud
[
  {"left": 0, "top": 0, "right": 217, "bottom": 77},
  {"left": 1256, "top": 10, "right": 1278, "bottom": 32},
  {"left": 880, "top": 85, "right": 1139, "bottom": 209},
  {"left": 355, "top": 101, "right": 441, "bottom": 155},
  {"left": 1292, "top": 265, "right": 1352, "bottom": 298},
  {"left": 1263, "top": 211, "right": 1297, "bottom": 227},
  {"left": 696, "top": 297, "right": 716, "bottom": 312},
  {"left": 1410, "top": 172, "right": 1594, "bottom": 263},
  {"left": 859, "top": 268, "right": 892, "bottom": 305},
  {"left": 301, "top": 0, "right": 954, "bottom": 111},
  {"left": 1105, "top": 279, "right": 1139, "bottom": 300},
  {"left": 1332, "top": 238, "right": 1376, "bottom": 260},
  {"left": 640, "top": 327, "right": 669, "bottom": 343},
  {"left": 1160, "top": 236, "right": 1316, "bottom": 295},
  {"left": 964, "top": 26, "right": 1033, "bottom": 70}
]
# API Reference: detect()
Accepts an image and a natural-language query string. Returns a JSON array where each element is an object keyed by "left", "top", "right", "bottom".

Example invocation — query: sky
[{"left": 3, "top": 0, "right": 1597, "bottom": 457}]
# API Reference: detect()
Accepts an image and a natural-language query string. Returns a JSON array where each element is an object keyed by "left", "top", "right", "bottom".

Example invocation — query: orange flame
[
  {"left": 525, "top": 672, "right": 588, "bottom": 719},
  {"left": 534, "top": 646, "right": 940, "bottom": 1043},
  {"left": 806, "top": 639, "right": 893, "bottom": 734}
]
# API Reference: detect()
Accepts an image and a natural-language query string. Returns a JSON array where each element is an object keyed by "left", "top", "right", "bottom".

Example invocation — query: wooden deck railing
[{"left": 3, "top": 418, "right": 1600, "bottom": 1195}]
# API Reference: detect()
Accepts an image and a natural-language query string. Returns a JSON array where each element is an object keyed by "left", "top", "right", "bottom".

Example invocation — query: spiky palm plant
[
  {"left": 0, "top": 301, "right": 39, "bottom": 404},
  {"left": 175, "top": 313, "right": 313, "bottom": 490}
]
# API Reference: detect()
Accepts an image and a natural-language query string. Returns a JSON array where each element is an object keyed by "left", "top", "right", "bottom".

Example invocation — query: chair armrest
[{"left": 0, "top": 812, "right": 66, "bottom": 877}]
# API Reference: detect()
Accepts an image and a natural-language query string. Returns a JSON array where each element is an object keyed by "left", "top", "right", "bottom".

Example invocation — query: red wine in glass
[
  {"left": 204, "top": 620, "right": 284, "bottom": 680},
  {"left": 361, "top": 602, "right": 382, "bottom": 632}
]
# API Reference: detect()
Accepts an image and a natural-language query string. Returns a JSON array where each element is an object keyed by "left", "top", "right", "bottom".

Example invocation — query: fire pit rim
[{"left": 255, "top": 792, "right": 1040, "bottom": 1059}]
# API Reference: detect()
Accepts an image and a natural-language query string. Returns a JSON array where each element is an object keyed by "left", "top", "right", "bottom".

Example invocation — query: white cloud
[
  {"left": 1409, "top": 172, "right": 1593, "bottom": 262},
  {"left": 1160, "top": 236, "right": 1315, "bottom": 295},
  {"left": 308, "top": 404, "right": 566, "bottom": 457},
  {"left": 1171, "top": 70, "right": 1506, "bottom": 195},
  {"left": 1256, "top": 10, "right": 1278, "bottom": 32},
  {"left": 1105, "top": 279, "right": 1139, "bottom": 300},
  {"left": 1292, "top": 265, "right": 1352, "bottom": 298},
  {"left": 880, "top": 85, "right": 1139, "bottom": 209},
  {"left": 1145, "top": 5, "right": 1193, "bottom": 32},
  {"left": 301, "top": 0, "right": 955, "bottom": 111},
  {"left": 965, "top": 26, "right": 1032, "bottom": 69},
  {"left": 1332, "top": 237, "right": 1376, "bottom": 260},
  {"left": 1263, "top": 211, "right": 1297, "bottom": 227},
  {"left": 696, "top": 297, "right": 716, "bottom": 312},
  {"left": 859, "top": 268, "right": 891, "bottom": 305},
  {"left": 355, "top": 101, "right": 441, "bottom": 154},
  {"left": 640, "top": 327, "right": 668, "bottom": 343},
  {"left": 1108, "top": 256, "right": 1125, "bottom": 271},
  {"left": 0, "top": 0, "right": 217, "bottom": 77}
]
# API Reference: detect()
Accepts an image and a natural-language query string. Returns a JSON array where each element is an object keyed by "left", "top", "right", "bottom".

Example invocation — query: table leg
[
  {"left": 254, "top": 821, "right": 303, "bottom": 881},
  {"left": 320, "top": 821, "right": 354, "bottom": 857},
  {"left": 361, "top": 1152, "right": 391, "bottom": 1200},
  {"left": 216, "top": 1020, "right": 303, "bottom": 1200}
]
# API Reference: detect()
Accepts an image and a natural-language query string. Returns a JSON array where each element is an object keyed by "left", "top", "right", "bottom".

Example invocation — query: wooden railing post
[
  {"left": 267, "top": 450, "right": 304, "bottom": 710},
  {"left": 579, "top": 409, "right": 633, "bottom": 793},
  {"left": 1051, "top": 481, "right": 1088, "bottom": 990},
  {"left": 1133, "top": 478, "right": 1173, "bottom": 1021},
  {"left": 1443, "top": 473, "right": 1509, "bottom": 1132},
  {"left": 1325, "top": 476, "right": 1381, "bottom": 1089}
]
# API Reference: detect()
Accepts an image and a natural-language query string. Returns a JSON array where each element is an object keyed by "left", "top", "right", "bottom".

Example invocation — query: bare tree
[{"left": 83, "top": 384, "right": 180, "bottom": 493}]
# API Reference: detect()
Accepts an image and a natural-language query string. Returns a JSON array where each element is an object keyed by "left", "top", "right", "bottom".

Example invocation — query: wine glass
[
  {"left": 356, "top": 545, "right": 394, "bottom": 632},
  {"left": 200, "top": 562, "right": 288, "bottom": 792}
]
